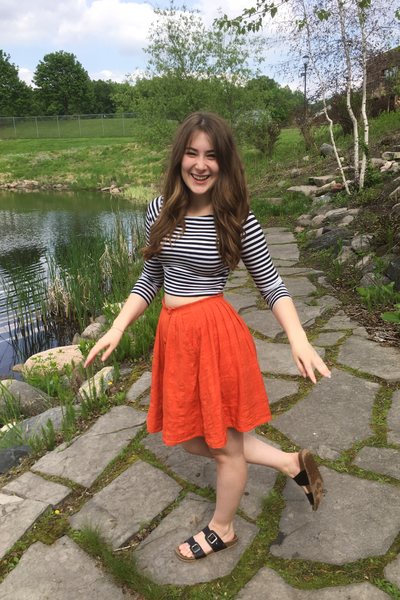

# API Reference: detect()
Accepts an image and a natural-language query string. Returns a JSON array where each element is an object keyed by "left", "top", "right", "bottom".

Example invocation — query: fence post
[
  {"left": 57, "top": 116, "right": 61, "bottom": 138},
  {"left": 122, "top": 113, "right": 125, "bottom": 136},
  {"left": 13, "top": 117, "right": 17, "bottom": 138},
  {"left": 35, "top": 117, "right": 39, "bottom": 138},
  {"left": 101, "top": 114, "right": 105, "bottom": 136},
  {"left": 78, "top": 115, "right": 82, "bottom": 137}
]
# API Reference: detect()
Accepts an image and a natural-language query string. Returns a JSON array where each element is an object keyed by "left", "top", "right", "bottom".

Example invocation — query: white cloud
[{"left": 18, "top": 67, "right": 35, "bottom": 86}]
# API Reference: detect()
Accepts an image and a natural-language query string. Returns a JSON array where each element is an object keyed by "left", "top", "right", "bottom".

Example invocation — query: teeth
[{"left": 192, "top": 174, "right": 209, "bottom": 181}]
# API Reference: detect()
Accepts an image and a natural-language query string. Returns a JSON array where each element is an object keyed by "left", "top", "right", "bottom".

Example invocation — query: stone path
[{"left": 1, "top": 227, "right": 400, "bottom": 599}]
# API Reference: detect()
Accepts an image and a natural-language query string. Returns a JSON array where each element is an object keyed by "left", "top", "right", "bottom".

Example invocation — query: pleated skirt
[{"left": 147, "top": 295, "right": 271, "bottom": 448}]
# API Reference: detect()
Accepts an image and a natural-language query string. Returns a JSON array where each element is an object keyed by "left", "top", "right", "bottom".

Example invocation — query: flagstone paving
[{"left": 0, "top": 226, "right": 399, "bottom": 599}]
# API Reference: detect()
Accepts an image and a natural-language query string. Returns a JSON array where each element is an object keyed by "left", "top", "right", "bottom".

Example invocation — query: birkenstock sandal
[
  {"left": 175, "top": 525, "right": 238, "bottom": 562},
  {"left": 293, "top": 449, "right": 324, "bottom": 511}
]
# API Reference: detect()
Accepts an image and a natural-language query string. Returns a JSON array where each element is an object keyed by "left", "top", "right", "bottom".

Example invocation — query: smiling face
[{"left": 180, "top": 130, "right": 220, "bottom": 202}]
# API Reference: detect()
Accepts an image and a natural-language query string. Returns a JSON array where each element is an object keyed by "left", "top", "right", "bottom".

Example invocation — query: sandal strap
[
  {"left": 185, "top": 536, "right": 206, "bottom": 559},
  {"left": 293, "top": 469, "right": 310, "bottom": 487},
  {"left": 202, "top": 526, "right": 227, "bottom": 552}
]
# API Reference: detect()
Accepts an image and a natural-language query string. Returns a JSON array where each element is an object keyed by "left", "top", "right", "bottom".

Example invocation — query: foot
[
  {"left": 176, "top": 523, "right": 237, "bottom": 560},
  {"left": 292, "top": 449, "right": 324, "bottom": 511}
]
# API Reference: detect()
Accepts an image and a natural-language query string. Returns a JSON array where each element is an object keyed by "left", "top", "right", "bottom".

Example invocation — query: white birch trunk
[{"left": 357, "top": 1, "right": 369, "bottom": 190}]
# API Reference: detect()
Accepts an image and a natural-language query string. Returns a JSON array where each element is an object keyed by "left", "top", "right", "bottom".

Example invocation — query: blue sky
[{"left": 1, "top": 0, "right": 298, "bottom": 88}]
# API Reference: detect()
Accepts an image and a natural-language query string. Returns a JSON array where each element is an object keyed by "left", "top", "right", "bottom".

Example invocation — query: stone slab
[
  {"left": 273, "top": 259, "right": 299, "bottom": 267},
  {"left": 224, "top": 292, "right": 258, "bottom": 313},
  {"left": 242, "top": 309, "right": 282, "bottom": 338},
  {"left": 0, "top": 536, "right": 126, "bottom": 599},
  {"left": 313, "top": 331, "right": 346, "bottom": 347},
  {"left": 264, "top": 378, "right": 299, "bottom": 404},
  {"left": 32, "top": 406, "right": 146, "bottom": 487},
  {"left": 291, "top": 300, "right": 324, "bottom": 329},
  {"left": 315, "top": 295, "right": 341, "bottom": 311},
  {"left": 2, "top": 471, "right": 72, "bottom": 506},
  {"left": 135, "top": 493, "right": 258, "bottom": 585},
  {"left": 384, "top": 554, "right": 400, "bottom": 588},
  {"left": 285, "top": 277, "right": 317, "bottom": 297},
  {"left": 254, "top": 339, "right": 325, "bottom": 377},
  {"left": 70, "top": 460, "right": 181, "bottom": 548},
  {"left": 322, "top": 311, "right": 360, "bottom": 330},
  {"left": 142, "top": 433, "right": 279, "bottom": 519},
  {"left": 270, "top": 467, "right": 400, "bottom": 564},
  {"left": 279, "top": 267, "right": 323, "bottom": 276},
  {"left": 269, "top": 244, "right": 300, "bottom": 262},
  {"left": 0, "top": 492, "right": 48, "bottom": 560},
  {"left": 287, "top": 185, "right": 318, "bottom": 197},
  {"left": 388, "top": 390, "right": 400, "bottom": 445},
  {"left": 126, "top": 371, "right": 152, "bottom": 402},
  {"left": 353, "top": 447, "right": 400, "bottom": 480},
  {"left": 236, "top": 566, "right": 390, "bottom": 599},
  {"left": 264, "top": 232, "right": 296, "bottom": 244},
  {"left": 272, "top": 369, "right": 379, "bottom": 455},
  {"left": 337, "top": 336, "right": 400, "bottom": 381}
]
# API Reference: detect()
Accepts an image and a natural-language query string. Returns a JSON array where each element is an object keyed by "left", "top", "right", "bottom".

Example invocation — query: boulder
[
  {"left": 80, "top": 322, "right": 104, "bottom": 340},
  {"left": 308, "top": 174, "right": 336, "bottom": 187},
  {"left": 287, "top": 185, "right": 318, "bottom": 197},
  {"left": 0, "top": 380, "right": 53, "bottom": 417},
  {"left": 387, "top": 257, "right": 400, "bottom": 291},
  {"left": 78, "top": 366, "right": 115, "bottom": 401},
  {"left": 0, "top": 446, "right": 31, "bottom": 474},
  {"left": 382, "top": 151, "right": 400, "bottom": 161},
  {"left": 307, "top": 228, "right": 352, "bottom": 253},
  {"left": 337, "top": 246, "right": 355, "bottom": 264},
  {"left": 351, "top": 234, "right": 374, "bottom": 253},
  {"left": 370, "top": 157, "right": 387, "bottom": 168},
  {"left": 320, "top": 143, "right": 335, "bottom": 157},
  {"left": 24, "top": 345, "right": 84, "bottom": 374}
]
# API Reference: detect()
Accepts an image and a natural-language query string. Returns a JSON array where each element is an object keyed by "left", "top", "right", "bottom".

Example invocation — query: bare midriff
[{"left": 164, "top": 293, "right": 212, "bottom": 309}]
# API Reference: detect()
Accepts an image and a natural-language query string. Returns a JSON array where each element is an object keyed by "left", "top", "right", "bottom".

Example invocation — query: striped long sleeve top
[{"left": 131, "top": 196, "right": 290, "bottom": 309}]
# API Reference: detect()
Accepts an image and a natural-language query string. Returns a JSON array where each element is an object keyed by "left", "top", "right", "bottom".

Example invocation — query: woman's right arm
[{"left": 84, "top": 293, "right": 149, "bottom": 367}]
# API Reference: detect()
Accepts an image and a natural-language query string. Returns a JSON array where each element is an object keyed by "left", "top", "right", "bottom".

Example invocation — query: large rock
[
  {"left": 77, "top": 366, "right": 115, "bottom": 401},
  {"left": 386, "top": 257, "right": 400, "bottom": 290},
  {"left": 320, "top": 143, "right": 335, "bottom": 157},
  {"left": 287, "top": 185, "right": 318, "bottom": 197},
  {"left": 307, "top": 229, "right": 352, "bottom": 253},
  {"left": 0, "top": 380, "right": 53, "bottom": 417},
  {"left": 0, "top": 446, "right": 31, "bottom": 474},
  {"left": 23, "top": 345, "right": 84, "bottom": 374}
]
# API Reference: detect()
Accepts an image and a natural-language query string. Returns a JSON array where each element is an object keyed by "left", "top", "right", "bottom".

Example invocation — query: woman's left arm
[{"left": 272, "top": 296, "right": 331, "bottom": 383}]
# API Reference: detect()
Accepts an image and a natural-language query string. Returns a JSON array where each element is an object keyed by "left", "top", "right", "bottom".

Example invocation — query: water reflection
[{"left": 0, "top": 190, "right": 142, "bottom": 377}]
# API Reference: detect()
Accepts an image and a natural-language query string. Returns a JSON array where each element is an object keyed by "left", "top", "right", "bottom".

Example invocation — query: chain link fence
[{"left": 0, "top": 113, "right": 141, "bottom": 139}]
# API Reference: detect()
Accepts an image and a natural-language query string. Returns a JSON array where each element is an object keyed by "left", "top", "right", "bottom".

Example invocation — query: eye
[
  {"left": 207, "top": 152, "right": 217, "bottom": 160},
  {"left": 185, "top": 148, "right": 197, "bottom": 156}
]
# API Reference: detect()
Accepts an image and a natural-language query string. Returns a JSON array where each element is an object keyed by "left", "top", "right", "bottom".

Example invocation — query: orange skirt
[{"left": 147, "top": 295, "right": 271, "bottom": 448}]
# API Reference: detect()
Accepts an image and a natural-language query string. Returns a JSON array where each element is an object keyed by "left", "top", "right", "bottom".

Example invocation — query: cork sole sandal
[
  {"left": 293, "top": 449, "right": 324, "bottom": 511},
  {"left": 175, "top": 525, "right": 239, "bottom": 562}
]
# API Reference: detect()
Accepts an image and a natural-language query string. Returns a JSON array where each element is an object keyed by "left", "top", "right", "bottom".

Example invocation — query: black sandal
[
  {"left": 292, "top": 449, "right": 324, "bottom": 511},
  {"left": 175, "top": 525, "right": 238, "bottom": 562}
]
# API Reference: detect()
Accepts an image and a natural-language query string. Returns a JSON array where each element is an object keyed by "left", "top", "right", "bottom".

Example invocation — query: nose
[{"left": 195, "top": 155, "right": 206, "bottom": 170}]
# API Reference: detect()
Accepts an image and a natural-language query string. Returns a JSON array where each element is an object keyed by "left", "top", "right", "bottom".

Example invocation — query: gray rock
[
  {"left": 126, "top": 371, "right": 152, "bottom": 402},
  {"left": 359, "top": 272, "right": 391, "bottom": 287},
  {"left": 353, "top": 447, "right": 400, "bottom": 479},
  {"left": 2, "top": 471, "right": 71, "bottom": 505},
  {"left": 0, "top": 380, "right": 53, "bottom": 417},
  {"left": 254, "top": 339, "right": 325, "bottom": 376},
  {"left": 322, "top": 311, "right": 361, "bottom": 330},
  {"left": 236, "top": 566, "right": 391, "bottom": 599},
  {"left": 70, "top": 460, "right": 181, "bottom": 548},
  {"left": 269, "top": 243, "right": 300, "bottom": 262},
  {"left": 320, "top": 143, "right": 335, "bottom": 157},
  {"left": 307, "top": 229, "right": 352, "bottom": 253},
  {"left": 315, "top": 295, "right": 341, "bottom": 312},
  {"left": 134, "top": 493, "right": 258, "bottom": 585},
  {"left": 285, "top": 277, "right": 317, "bottom": 297},
  {"left": 324, "top": 207, "right": 349, "bottom": 221},
  {"left": 297, "top": 214, "right": 313, "bottom": 227},
  {"left": 242, "top": 310, "right": 282, "bottom": 338},
  {"left": 142, "top": 432, "right": 279, "bottom": 519},
  {"left": 313, "top": 331, "right": 346, "bottom": 347},
  {"left": 272, "top": 369, "right": 378, "bottom": 453},
  {"left": 0, "top": 492, "right": 48, "bottom": 560},
  {"left": 382, "top": 151, "right": 400, "bottom": 160},
  {"left": 337, "top": 336, "right": 400, "bottom": 382},
  {"left": 384, "top": 554, "right": 400, "bottom": 588},
  {"left": 270, "top": 467, "right": 400, "bottom": 564},
  {"left": 0, "top": 446, "right": 31, "bottom": 474},
  {"left": 388, "top": 390, "right": 400, "bottom": 444},
  {"left": 224, "top": 292, "right": 258, "bottom": 313},
  {"left": 264, "top": 232, "right": 296, "bottom": 244},
  {"left": 387, "top": 257, "right": 400, "bottom": 290},
  {"left": 80, "top": 322, "right": 104, "bottom": 340},
  {"left": 311, "top": 214, "right": 326, "bottom": 227},
  {"left": 336, "top": 246, "right": 355, "bottom": 264},
  {"left": 0, "top": 536, "right": 126, "bottom": 599},
  {"left": 78, "top": 366, "right": 115, "bottom": 401},
  {"left": 17, "top": 406, "right": 65, "bottom": 441},
  {"left": 309, "top": 175, "right": 336, "bottom": 187},
  {"left": 31, "top": 406, "right": 146, "bottom": 487},
  {"left": 264, "top": 378, "right": 299, "bottom": 404},
  {"left": 287, "top": 185, "right": 318, "bottom": 197},
  {"left": 351, "top": 234, "right": 374, "bottom": 252},
  {"left": 337, "top": 214, "right": 354, "bottom": 227},
  {"left": 370, "top": 157, "right": 387, "bottom": 168}
]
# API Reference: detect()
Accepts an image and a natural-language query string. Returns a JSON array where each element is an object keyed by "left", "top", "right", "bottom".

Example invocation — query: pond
[{"left": 0, "top": 190, "right": 143, "bottom": 378}]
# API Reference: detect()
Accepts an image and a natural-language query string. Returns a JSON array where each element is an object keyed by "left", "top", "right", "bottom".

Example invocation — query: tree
[
  {"left": 0, "top": 50, "right": 33, "bottom": 116},
  {"left": 91, "top": 79, "right": 117, "bottom": 114},
  {"left": 33, "top": 51, "right": 93, "bottom": 115}
]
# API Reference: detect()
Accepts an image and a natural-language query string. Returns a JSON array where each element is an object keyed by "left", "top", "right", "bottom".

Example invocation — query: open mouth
[{"left": 191, "top": 174, "right": 210, "bottom": 182}]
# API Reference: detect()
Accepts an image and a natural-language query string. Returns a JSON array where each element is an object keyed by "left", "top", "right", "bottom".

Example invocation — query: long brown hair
[{"left": 143, "top": 112, "right": 250, "bottom": 270}]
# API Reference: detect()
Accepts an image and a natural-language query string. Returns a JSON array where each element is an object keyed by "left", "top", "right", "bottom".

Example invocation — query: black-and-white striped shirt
[{"left": 131, "top": 196, "right": 290, "bottom": 308}]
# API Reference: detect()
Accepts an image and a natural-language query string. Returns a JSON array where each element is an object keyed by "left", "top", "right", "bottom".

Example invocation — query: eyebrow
[{"left": 185, "top": 146, "right": 216, "bottom": 153}]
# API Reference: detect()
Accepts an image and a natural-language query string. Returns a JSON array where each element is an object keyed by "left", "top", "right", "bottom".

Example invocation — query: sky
[{"left": 1, "top": 0, "right": 300, "bottom": 89}]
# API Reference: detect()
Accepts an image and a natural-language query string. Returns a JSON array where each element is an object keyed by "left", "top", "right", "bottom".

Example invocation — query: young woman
[{"left": 85, "top": 112, "right": 331, "bottom": 562}]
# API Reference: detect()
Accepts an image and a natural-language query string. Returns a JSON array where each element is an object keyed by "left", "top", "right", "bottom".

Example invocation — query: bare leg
[
  {"left": 178, "top": 429, "right": 246, "bottom": 559},
  {"left": 182, "top": 432, "right": 301, "bottom": 476}
]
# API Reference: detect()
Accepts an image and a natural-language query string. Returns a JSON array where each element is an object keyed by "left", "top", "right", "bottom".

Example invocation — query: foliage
[
  {"left": 329, "top": 91, "right": 362, "bottom": 136},
  {"left": 33, "top": 51, "right": 93, "bottom": 115},
  {"left": 357, "top": 282, "right": 400, "bottom": 311},
  {"left": 381, "top": 303, "right": 400, "bottom": 324},
  {"left": 235, "top": 109, "right": 282, "bottom": 156},
  {"left": 90, "top": 80, "right": 117, "bottom": 114},
  {"left": 0, "top": 49, "right": 33, "bottom": 116}
]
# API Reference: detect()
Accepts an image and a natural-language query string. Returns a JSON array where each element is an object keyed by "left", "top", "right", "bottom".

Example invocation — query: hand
[
  {"left": 290, "top": 337, "right": 331, "bottom": 384},
  {"left": 84, "top": 327, "right": 124, "bottom": 368}
]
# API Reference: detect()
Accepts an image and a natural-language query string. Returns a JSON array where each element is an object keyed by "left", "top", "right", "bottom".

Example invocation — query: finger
[{"left": 295, "top": 357, "right": 307, "bottom": 378}]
